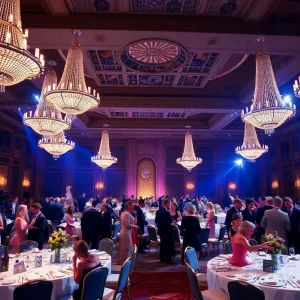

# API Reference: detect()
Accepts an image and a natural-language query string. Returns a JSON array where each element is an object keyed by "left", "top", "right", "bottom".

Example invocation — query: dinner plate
[
  {"left": 226, "top": 274, "right": 238, "bottom": 279},
  {"left": 259, "top": 278, "right": 284, "bottom": 287},
  {"left": 52, "top": 272, "right": 65, "bottom": 278},
  {"left": 8, "top": 254, "right": 17, "bottom": 258},
  {"left": 1, "top": 279, "right": 16, "bottom": 285}
]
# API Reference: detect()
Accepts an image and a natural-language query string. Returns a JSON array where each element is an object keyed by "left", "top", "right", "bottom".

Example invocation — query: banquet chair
[
  {"left": 199, "top": 228, "right": 210, "bottom": 256},
  {"left": 112, "top": 221, "right": 121, "bottom": 249},
  {"left": 99, "top": 238, "right": 114, "bottom": 256},
  {"left": 147, "top": 225, "right": 160, "bottom": 254},
  {"left": 248, "top": 239, "right": 258, "bottom": 246},
  {"left": 173, "top": 225, "right": 183, "bottom": 253},
  {"left": 228, "top": 280, "right": 265, "bottom": 300},
  {"left": 111, "top": 244, "right": 136, "bottom": 273},
  {"left": 223, "top": 240, "right": 232, "bottom": 254},
  {"left": 4, "top": 226, "right": 15, "bottom": 246},
  {"left": 186, "top": 263, "right": 229, "bottom": 300},
  {"left": 13, "top": 280, "right": 53, "bottom": 300},
  {"left": 103, "top": 257, "right": 132, "bottom": 300},
  {"left": 0, "top": 245, "right": 6, "bottom": 257},
  {"left": 19, "top": 240, "right": 38, "bottom": 253},
  {"left": 208, "top": 226, "right": 226, "bottom": 254},
  {"left": 137, "top": 227, "right": 149, "bottom": 249}
]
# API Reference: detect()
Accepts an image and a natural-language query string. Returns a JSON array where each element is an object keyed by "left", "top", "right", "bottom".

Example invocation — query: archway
[{"left": 136, "top": 158, "right": 156, "bottom": 198}]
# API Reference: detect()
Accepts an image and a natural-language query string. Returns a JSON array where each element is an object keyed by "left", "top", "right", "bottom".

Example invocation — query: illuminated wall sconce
[
  {"left": 0, "top": 176, "right": 7, "bottom": 189},
  {"left": 186, "top": 182, "right": 194, "bottom": 190},
  {"left": 272, "top": 181, "right": 279, "bottom": 189},
  {"left": 228, "top": 183, "right": 237, "bottom": 190},
  {"left": 295, "top": 179, "right": 300, "bottom": 189},
  {"left": 95, "top": 182, "right": 104, "bottom": 190},
  {"left": 22, "top": 179, "right": 30, "bottom": 189}
]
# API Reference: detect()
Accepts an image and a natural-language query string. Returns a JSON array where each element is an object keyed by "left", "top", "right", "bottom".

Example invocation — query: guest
[
  {"left": 191, "top": 197, "right": 200, "bottom": 213},
  {"left": 48, "top": 197, "right": 65, "bottom": 230},
  {"left": 100, "top": 203, "right": 112, "bottom": 240},
  {"left": 9, "top": 205, "right": 35, "bottom": 253},
  {"left": 81, "top": 200, "right": 102, "bottom": 249},
  {"left": 6, "top": 196, "right": 19, "bottom": 220},
  {"left": 72, "top": 240, "right": 101, "bottom": 300},
  {"left": 261, "top": 196, "right": 291, "bottom": 243},
  {"left": 242, "top": 199, "right": 256, "bottom": 223},
  {"left": 181, "top": 204, "right": 201, "bottom": 264},
  {"left": 0, "top": 213, "right": 4, "bottom": 245},
  {"left": 155, "top": 199, "right": 176, "bottom": 264},
  {"left": 116, "top": 201, "right": 138, "bottom": 265},
  {"left": 170, "top": 202, "right": 182, "bottom": 225},
  {"left": 134, "top": 199, "right": 148, "bottom": 253},
  {"left": 151, "top": 198, "right": 159, "bottom": 208},
  {"left": 229, "top": 213, "right": 242, "bottom": 239},
  {"left": 84, "top": 198, "right": 94, "bottom": 210},
  {"left": 27, "top": 203, "right": 47, "bottom": 250},
  {"left": 225, "top": 199, "right": 243, "bottom": 234},
  {"left": 78, "top": 193, "right": 87, "bottom": 213},
  {"left": 222, "top": 193, "right": 233, "bottom": 209},
  {"left": 229, "top": 221, "right": 272, "bottom": 267},
  {"left": 65, "top": 206, "right": 76, "bottom": 236},
  {"left": 39, "top": 197, "right": 50, "bottom": 219},
  {"left": 0, "top": 210, "right": 6, "bottom": 245},
  {"left": 205, "top": 202, "right": 215, "bottom": 238}
]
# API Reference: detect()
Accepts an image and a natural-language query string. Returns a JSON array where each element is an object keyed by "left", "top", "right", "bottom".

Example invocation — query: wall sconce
[
  {"left": 22, "top": 179, "right": 30, "bottom": 189},
  {"left": 0, "top": 176, "right": 7, "bottom": 189},
  {"left": 95, "top": 182, "right": 104, "bottom": 190},
  {"left": 295, "top": 180, "right": 300, "bottom": 189},
  {"left": 272, "top": 181, "right": 279, "bottom": 189},
  {"left": 228, "top": 183, "right": 236, "bottom": 190},
  {"left": 186, "top": 182, "right": 194, "bottom": 190}
]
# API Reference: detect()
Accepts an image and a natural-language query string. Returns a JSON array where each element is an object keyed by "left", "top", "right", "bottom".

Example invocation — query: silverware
[{"left": 46, "top": 273, "right": 51, "bottom": 280}]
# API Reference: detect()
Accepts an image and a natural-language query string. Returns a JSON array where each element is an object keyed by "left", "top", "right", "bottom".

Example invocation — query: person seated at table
[
  {"left": 229, "top": 221, "right": 272, "bottom": 267},
  {"left": 205, "top": 202, "right": 215, "bottom": 238},
  {"left": 84, "top": 198, "right": 94, "bottom": 210},
  {"left": 72, "top": 240, "right": 101, "bottom": 300},
  {"left": 65, "top": 205, "right": 76, "bottom": 236},
  {"left": 229, "top": 213, "right": 242, "bottom": 239},
  {"left": 170, "top": 202, "right": 182, "bottom": 225}
]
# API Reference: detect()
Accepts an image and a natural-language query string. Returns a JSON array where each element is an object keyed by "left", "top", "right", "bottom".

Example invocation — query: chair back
[
  {"left": 184, "top": 247, "right": 199, "bottom": 272},
  {"left": 13, "top": 280, "right": 53, "bottom": 300},
  {"left": 0, "top": 245, "right": 6, "bottom": 257},
  {"left": 80, "top": 267, "right": 109, "bottom": 300},
  {"left": 218, "top": 226, "right": 226, "bottom": 242},
  {"left": 185, "top": 263, "right": 204, "bottom": 300},
  {"left": 173, "top": 226, "right": 181, "bottom": 243},
  {"left": 213, "top": 215, "right": 218, "bottom": 224},
  {"left": 128, "top": 245, "right": 137, "bottom": 276},
  {"left": 228, "top": 280, "right": 265, "bottom": 300},
  {"left": 248, "top": 239, "right": 258, "bottom": 246},
  {"left": 113, "top": 258, "right": 132, "bottom": 299},
  {"left": 200, "top": 228, "right": 210, "bottom": 244},
  {"left": 147, "top": 225, "right": 158, "bottom": 242},
  {"left": 19, "top": 240, "right": 38, "bottom": 253},
  {"left": 112, "top": 222, "right": 120, "bottom": 238},
  {"left": 224, "top": 240, "right": 232, "bottom": 254},
  {"left": 99, "top": 238, "right": 114, "bottom": 256}
]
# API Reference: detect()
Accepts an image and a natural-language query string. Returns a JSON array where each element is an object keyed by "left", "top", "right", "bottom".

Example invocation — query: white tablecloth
[
  {"left": 215, "top": 213, "right": 226, "bottom": 224},
  {"left": 72, "top": 222, "right": 82, "bottom": 239},
  {"left": 0, "top": 249, "right": 111, "bottom": 300},
  {"left": 207, "top": 255, "right": 300, "bottom": 300}
]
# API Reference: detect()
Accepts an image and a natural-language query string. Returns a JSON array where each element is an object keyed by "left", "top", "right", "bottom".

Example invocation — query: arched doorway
[{"left": 136, "top": 158, "right": 156, "bottom": 198}]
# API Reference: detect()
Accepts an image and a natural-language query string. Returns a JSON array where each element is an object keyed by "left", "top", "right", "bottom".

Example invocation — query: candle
[{"left": 24, "top": 29, "right": 29, "bottom": 38}]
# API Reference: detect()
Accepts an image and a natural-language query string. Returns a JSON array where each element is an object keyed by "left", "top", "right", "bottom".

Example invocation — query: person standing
[
  {"left": 155, "top": 199, "right": 176, "bottom": 264},
  {"left": 99, "top": 203, "right": 112, "bottom": 240},
  {"left": 225, "top": 199, "right": 243, "bottom": 234},
  {"left": 48, "top": 197, "right": 65, "bottom": 230},
  {"left": 205, "top": 202, "right": 216, "bottom": 238},
  {"left": 27, "top": 203, "right": 47, "bottom": 250},
  {"left": 6, "top": 196, "right": 19, "bottom": 220},
  {"left": 134, "top": 199, "right": 148, "bottom": 253},
  {"left": 65, "top": 205, "right": 76, "bottom": 236},
  {"left": 255, "top": 197, "right": 273, "bottom": 243},
  {"left": 81, "top": 200, "right": 102, "bottom": 249},
  {"left": 242, "top": 199, "right": 257, "bottom": 223},
  {"left": 78, "top": 193, "right": 87, "bottom": 213},
  {"left": 222, "top": 193, "right": 233, "bottom": 209}
]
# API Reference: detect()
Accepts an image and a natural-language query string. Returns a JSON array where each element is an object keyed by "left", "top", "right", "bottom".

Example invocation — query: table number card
[
  {"left": 263, "top": 259, "right": 274, "bottom": 273},
  {"left": 13, "top": 261, "right": 26, "bottom": 274},
  {"left": 60, "top": 252, "right": 66, "bottom": 263},
  {"left": 35, "top": 255, "right": 43, "bottom": 267}
]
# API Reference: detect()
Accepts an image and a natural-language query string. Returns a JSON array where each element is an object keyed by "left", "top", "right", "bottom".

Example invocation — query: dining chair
[
  {"left": 228, "top": 280, "right": 265, "bottom": 300},
  {"left": 208, "top": 226, "right": 226, "bottom": 254},
  {"left": 18, "top": 240, "right": 38, "bottom": 253},
  {"left": 137, "top": 227, "right": 149, "bottom": 250},
  {"left": 248, "top": 239, "right": 258, "bottom": 246},
  {"left": 0, "top": 245, "right": 6, "bottom": 257},
  {"left": 186, "top": 263, "right": 229, "bottom": 300},
  {"left": 173, "top": 225, "right": 183, "bottom": 253},
  {"left": 99, "top": 238, "right": 114, "bottom": 256},
  {"left": 111, "top": 244, "right": 136, "bottom": 273},
  {"left": 223, "top": 240, "right": 232, "bottom": 255},
  {"left": 13, "top": 280, "right": 53, "bottom": 300},
  {"left": 103, "top": 257, "right": 132, "bottom": 300},
  {"left": 199, "top": 228, "right": 210, "bottom": 256},
  {"left": 147, "top": 225, "right": 160, "bottom": 254},
  {"left": 111, "top": 221, "right": 121, "bottom": 249}
]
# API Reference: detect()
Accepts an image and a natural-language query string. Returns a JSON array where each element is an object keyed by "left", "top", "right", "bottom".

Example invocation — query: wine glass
[{"left": 289, "top": 247, "right": 296, "bottom": 267}]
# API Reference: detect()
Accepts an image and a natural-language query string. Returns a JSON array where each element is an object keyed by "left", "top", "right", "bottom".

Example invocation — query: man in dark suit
[
  {"left": 242, "top": 199, "right": 257, "bottom": 223},
  {"left": 78, "top": 193, "right": 87, "bottom": 213},
  {"left": 48, "top": 198, "right": 65, "bottom": 229},
  {"left": 6, "top": 197, "right": 19, "bottom": 220},
  {"left": 99, "top": 203, "right": 112, "bottom": 240},
  {"left": 155, "top": 199, "right": 175, "bottom": 264},
  {"left": 255, "top": 197, "right": 273, "bottom": 243},
  {"left": 225, "top": 198, "right": 243, "bottom": 233},
  {"left": 222, "top": 193, "right": 233, "bottom": 209},
  {"left": 81, "top": 200, "right": 102, "bottom": 249},
  {"left": 27, "top": 203, "right": 47, "bottom": 250},
  {"left": 134, "top": 199, "right": 148, "bottom": 253}
]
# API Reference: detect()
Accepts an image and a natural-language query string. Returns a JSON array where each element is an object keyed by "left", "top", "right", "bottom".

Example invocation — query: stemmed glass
[{"left": 289, "top": 247, "right": 296, "bottom": 267}]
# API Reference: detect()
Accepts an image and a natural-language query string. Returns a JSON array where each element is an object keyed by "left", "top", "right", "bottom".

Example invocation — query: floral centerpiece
[
  {"left": 48, "top": 229, "right": 69, "bottom": 262},
  {"left": 149, "top": 207, "right": 158, "bottom": 216},
  {"left": 213, "top": 204, "right": 221, "bottom": 214}
]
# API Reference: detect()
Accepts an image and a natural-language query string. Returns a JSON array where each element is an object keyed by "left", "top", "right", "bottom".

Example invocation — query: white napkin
[{"left": 27, "top": 273, "right": 41, "bottom": 281}]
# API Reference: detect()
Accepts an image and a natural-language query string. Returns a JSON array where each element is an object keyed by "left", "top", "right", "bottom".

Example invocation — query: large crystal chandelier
[
  {"left": 293, "top": 76, "right": 300, "bottom": 99},
  {"left": 176, "top": 126, "right": 202, "bottom": 172},
  {"left": 91, "top": 125, "right": 117, "bottom": 171},
  {"left": 45, "top": 31, "right": 100, "bottom": 115},
  {"left": 0, "top": 0, "right": 44, "bottom": 92},
  {"left": 23, "top": 61, "right": 72, "bottom": 136},
  {"left": 241, "top": 37, "right": 296, "bottom": 135},
  {"left": 38, "top": 131, "right": 75, "bottom": 160},
  {"left": 236, "top": 122, "right": 268, "bottom": 162}
]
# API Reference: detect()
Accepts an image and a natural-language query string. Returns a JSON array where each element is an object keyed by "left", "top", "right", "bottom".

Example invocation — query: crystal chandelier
[
  {"left": 45, "top": 31, "right": 100, "bottom": 115},
  {"left": 91, "top": 125, "right": 117, "bottom": 171},
  {"left": 23, "top": 61, "right": 72, "bottom": 136},
  {"left": 241, "top": 37, "right": 296, "bottom": 135},
  {"left": 236, "top": 122, "right": 268, "bottom": 162},
  {"left": 38, "top": 131, "right": 75, "bottom": 160},
  {"left": 0, "top": 0, "right": 44, "bottom": 92},
  {"left": 293, "top": 76, "right": 300, "bottom": 99},
  {"left": 176, "top": 126, "right": 202, "bottom": 172}
]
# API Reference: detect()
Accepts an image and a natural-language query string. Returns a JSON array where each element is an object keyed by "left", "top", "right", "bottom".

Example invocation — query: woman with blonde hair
[
  {"left": 205, "top": 202, "right": 215, "bottom": 238},
  {"left": 9, "top": 205, "right": 35, "bottom": 253}
]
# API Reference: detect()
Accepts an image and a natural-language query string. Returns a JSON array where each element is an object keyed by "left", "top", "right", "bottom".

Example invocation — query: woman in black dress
[
  {"left": 170, "top": 202, "right": 182, "bottom": 225},
  {"left": 181, "top": 204, "right": 201, "bottom": 263},
  {"left": 229, "top": 213, "right": 242, "bottom": 240}
]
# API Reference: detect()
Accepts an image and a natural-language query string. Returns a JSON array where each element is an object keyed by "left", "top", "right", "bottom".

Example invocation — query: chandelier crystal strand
[
  {"left": 23, "top": 61, "right": 72, "bottom": 136},
  {"left": 38, "top": 131, "right": 75, "bottom": 160},
  {"left": 91, "top": 126, "right": 117, "bottom": 171},
  {"left": 176, "top": 127, "right": 202, "bottom": 172},
  {"left": 235, "top": 122, "right": 268, "bottom": 162},
  {"left": 241, "top": 37, "right": 296, "bottom": 135},
  {"left": 293, "top": 76, "right": 300, "bottom": 99},
  {"left": 0, "top": 0, "right": 44, "bottom": 92},
  {"left": 45, "top": 31, "right": 100, "bottom": 115}
]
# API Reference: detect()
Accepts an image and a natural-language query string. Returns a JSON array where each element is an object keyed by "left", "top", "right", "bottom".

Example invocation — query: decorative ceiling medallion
[
  {"left": 119, "top": 39, "right": 188, "bottom": 73},
  {"left": 141, "top": 168, "right": 151, "bottom": 180}
]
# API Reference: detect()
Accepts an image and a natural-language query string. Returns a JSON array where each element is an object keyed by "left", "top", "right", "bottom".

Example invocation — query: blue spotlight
[
  {"left": 33, "top": 94, "right": 39, "bottom": 102},
  {"left": 235, "top": 159, "right": 243, "bottom": 166},
  {"left": 283, "top": 95, "right": 292, "bottom": 104}
]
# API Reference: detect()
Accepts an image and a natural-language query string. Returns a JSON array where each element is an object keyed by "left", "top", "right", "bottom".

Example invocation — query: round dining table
[
  {"left": 207, "top": 254, "right": 300, "bottom": 300},
  {"left": 0, "top": 249, "right": 111, "bottom": 300}
]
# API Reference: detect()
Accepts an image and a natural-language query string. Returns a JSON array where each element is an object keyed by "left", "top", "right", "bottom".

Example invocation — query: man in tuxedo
[
  {"left": 81, "top": 200, "right": 102, "bottom": 249},
  {"left": 78, "top": 192, "right": 87, "bottom": 213},
  {"left": 155, "top": 199, "right": 175, "bottom": 264},
  {"left": 242, "top": 199, "right": 257, "bottom": 223},
  {"left": 6, "top": 197, "right": 19, "bottom": 220},
  {"left": 255, "top": 197, "right": 273, "bottom": 243},
  {"left": 261, "top": 196, "right": 291, "bottom": 244},
  {"left": 48, "top": 197, "right": 65, "bottom": 230},
  {"left": 225, "top": 198, "right": 243, "bottom": 233},
  {"left": 99, "top": 203, "right": 112, "bottom": 240},
  {"left": 27, "top": 203, "right": 47, "bottom": 250},
  {"left": 134, "top": 199, "right": 148, "bottom": 253}
]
